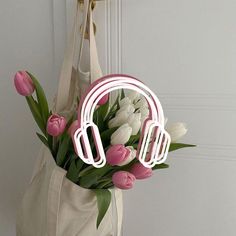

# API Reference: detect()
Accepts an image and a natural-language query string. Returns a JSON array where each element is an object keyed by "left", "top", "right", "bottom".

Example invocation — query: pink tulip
[
  {"left": 14, "top": 71, "right": 35, "bottom": 96},
  {"left": 68, "top": 120, "right": 79, "bottom": 137},
  {"left": 112, "top": 171, "right": 136, "bottom": 190},
  {"left": 47, "top": 114, "right": 67, "bottom": 136},
  {"left": 130, "top": 163, "right": 153, "bottom": 179},
  {"left": 97, "top": 94, "right": 109, "bottom": 105},
  {"left": 106, "top": 144, "right": 131, "bottom": 166}
]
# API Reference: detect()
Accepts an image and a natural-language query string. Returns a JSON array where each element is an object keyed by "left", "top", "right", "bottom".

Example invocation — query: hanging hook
[
  {"left": 79, "top": 0, "right": 98, "bottom": 39},
  {"left": 79, "top": 0, "right": 103, "bottom": 10}
]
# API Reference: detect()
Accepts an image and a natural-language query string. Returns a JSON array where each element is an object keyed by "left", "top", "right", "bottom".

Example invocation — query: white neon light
[{"left": 73, "top": 75, "right": 171, "bottom": 168}]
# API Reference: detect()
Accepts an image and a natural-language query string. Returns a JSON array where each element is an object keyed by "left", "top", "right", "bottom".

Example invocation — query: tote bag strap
[
  {"left": 55, "top": 0, "right": 102, "bottom": 112},
  {"left": 78, "top": 0, "right": 103, "bottom": 84},
  {"left": 55, "top": 0, "right": 81, "bottom": 112}
]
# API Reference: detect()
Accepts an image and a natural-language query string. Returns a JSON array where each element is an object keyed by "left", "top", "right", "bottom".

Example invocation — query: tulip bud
[
  {"left": 126, "top": 90, "right": 140, "bottom": 102},
  {"left": 68, "top": 120, "right": 79, "bottom": 138},
  {"left": 134, "top": 96, "right": 148, "bottom": 109},
  {"left": 106, "top": 144, "right": 131, "bottom": 166},
  {"left": 97, "top": 93, "right": 109, "bottom": 105},
  {"left": 127, "top": 113, "right": 141, "bottom": 135},
  {"left": 47, "top": 114, "right": 67, "bottom": 137},
  {"left": 130, "top": 163, "right": 153, "bottom": 179},
  {"left": 108, "top": 110, "right": 130, "bottom": 128},
  {"left": 138, "top": 107, "right": 150, "bottom": 126},
  {"left": 116, "top": 104, "right": 135, "bottom": 116},
  {"left": 14, "top": 71, "right": 35, "bottom": 96},
  {"left": 139, "top": 106, "right": 149, "bottom": 119},
  {"left": 117, "top": 146, "right": 137, "bottom": 166},
  {"left": 119, "top": 97, "right": 131, "bottom": 107},
  {"left": 166, "top": 122, "right": 187, "bottom": 143},
  {"left": 108, "top": 103, "right": 135, "bottom": 128},
  {"left": 110, "top": 124, "right": 132, "bottom": 145},
  {"left": 112, "top": 171, "right": 136, "bottom": 190}
]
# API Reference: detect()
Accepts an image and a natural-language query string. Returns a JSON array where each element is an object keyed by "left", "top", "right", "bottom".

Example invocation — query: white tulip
[
  {"left": 139, "top": 106, "right": 149, "bottom": 118},
  {"left": 110, "top": 124, "right": 132, "bottom": 145},
  {"left": 108, "top": 110, "right": 130, "bottom": 128},
  {"left": 127, "top": 113, "right": 141, "bottom": 135},
  {"left": 125, "top": 90, "right": 140, "bottom": 102},
  {"left": 109, "top": 103, "right": 135, "bottom": 128},
  {"left": 166, "top": 122, "right": 187, "bottom": 143},
  {"left": 119, "top": 97, "right": 132, "bottom": 107},
  {"left": 117, "top": 146, "right": 137, "bottom": 166},
  {"left": 134, "top": 96, "right": 148, "bottom": 109},
  {"left": 116, "top": 104, "right": 135, "bottom": 116},
  {"left": 138, "top": 107, "right": 150, "bottom": 126}
]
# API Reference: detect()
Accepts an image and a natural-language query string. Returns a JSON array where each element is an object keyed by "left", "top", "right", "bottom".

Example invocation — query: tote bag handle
[
  {"left": 77, "top": 0, "right": 103, "bottom": 83},
  {"left": 55, "top": 0, "right": 102, "bottom": 112}
]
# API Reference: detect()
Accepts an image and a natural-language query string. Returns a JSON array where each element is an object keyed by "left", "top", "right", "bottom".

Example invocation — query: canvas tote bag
[{"left": 16, "top": 1, "right": 123, "bottom": 235}]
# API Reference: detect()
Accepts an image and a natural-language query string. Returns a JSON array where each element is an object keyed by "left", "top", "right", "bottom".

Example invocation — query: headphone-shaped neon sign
[{"left": 73, "top": 74, "right": 171, "bottom": 168}]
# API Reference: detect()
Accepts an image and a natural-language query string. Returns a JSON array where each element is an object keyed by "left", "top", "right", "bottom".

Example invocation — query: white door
[
  {"left": 0, "top": 0, "right": 236, "bottom": 235},
  {"left": 115, "top": 1, "right": 236, "bottom": 235}
]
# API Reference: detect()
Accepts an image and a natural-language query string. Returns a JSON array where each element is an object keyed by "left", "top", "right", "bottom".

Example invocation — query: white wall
[{"left": 0, "top": 0, "right": 236, "bottom": 235}]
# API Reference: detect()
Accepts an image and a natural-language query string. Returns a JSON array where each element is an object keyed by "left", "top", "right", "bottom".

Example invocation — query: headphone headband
[
  {"left": 74, "top": 74, "right": 170, "bottom": 168},
  {"left": 78, "top": 74, "right": 165, "bottom": 127}
]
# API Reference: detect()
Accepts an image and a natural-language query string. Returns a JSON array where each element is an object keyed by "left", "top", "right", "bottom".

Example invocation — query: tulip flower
[
  {"left": 126, "top": 90, "right": 140, "bottom": 102},
  {"left": 106, "top": 144, "right": 131, "bottom": 166},
  {"left": 68, "top": 120, "right": 79, "bottom": 137},
  {"left": 116, "top": 104, "right": 135, "bottom": 116},
  {"left": 119, "top": 97, "right": 132, "bottom": 107},
  {"left": 110, "top": 124, "right": 132, "bottom": 145},
  {"left": 108, "top": 102, "right": 135, "bottom": 128},
  {"left": 117, "top": 146, "right": 137, "bottom": 166},
  {"left": 166, "top": 122, "right": 187, "bottom": 143},
  {"left": 130, "top": 163, "right": 153, "bottom": 179},
  {"left": 112, "top": 171, "right": 136, "bottom": 189},
  {"left": 127, "top": 113, "right": 141, "bottom": 135},
  {"left": 139, "top": 106, "right": 149, "bottom": 118},
  {"left": 47, "top": 114, "right": 67, "bottom": 136},
  {"left": 108, "top": 110, "right": 130, "bottom": 128},
  {"left": 138, "top": 107, "right": 150, "bottom": 126},
  {"left": 97, "top": 93, "right": 109, "bottom": 105},
  {"left": 14, "top": 71, "right": 35, "bottom": 96},
  {"left": 134, "top": 96, "right": 148, "bottom": 109}
]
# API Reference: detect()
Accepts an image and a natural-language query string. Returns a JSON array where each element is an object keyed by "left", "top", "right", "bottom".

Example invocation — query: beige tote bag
[{"left": 16, "top": 1, "right": 123, "bottom": 235}]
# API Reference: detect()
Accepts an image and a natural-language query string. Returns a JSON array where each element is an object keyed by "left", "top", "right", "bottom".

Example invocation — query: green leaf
[
  {"left": 152, "top": 163, "right": 169, "bottom": 170},
  {"left": 79, "top": 165, "right": 112, "bottom": 188},
  {"left": 93, "top": 189, "right": 111, "bottom": 229},
  {"left": 66, "top": 157, "right": 84, "bottom": 183},
  {"left": 27, "top": 72, "right": 49, "bottom": 123},
  {"left": 105, "top": 95, "right": 120, "bottom": 121},
  {"left": 100, "top": 127, "right": 118, "bottom": 148},
  {"left": 100, "top": 127, "right": 118, "bottom": 140},
  {"left": 56, "top": 134, "right": 70, "bottom": 166},
  {"left": 36, "top": 133, "right": 49, "bottom": 148},
  {"left": 93, "top": 102, "right": 110, "bottom": 132},
  {"left": 126, "top": 133, "right": 140, "bottom": 146},
  {"left": 26, "top": 96, "right": 46, "bottom": 135},
  {"left": 169, "top": 143, "right": 196, "bottom": 152}
]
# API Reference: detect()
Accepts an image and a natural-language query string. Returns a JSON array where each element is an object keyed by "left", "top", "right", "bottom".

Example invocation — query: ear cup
[
  {"left": 73, "top": 127, "right": 93, "bottom": 164},
  {"left": 150, "top": 127, "right": 170, "bottom": 165},
  {"left": 137, "top": 120, "right": 157, "bottom": 168},
  {"left": 88, "top": 122, "right": 106, "bottom": 168},
  {"left": 137, "top": 120, "right": 169, "bottom": 168}
]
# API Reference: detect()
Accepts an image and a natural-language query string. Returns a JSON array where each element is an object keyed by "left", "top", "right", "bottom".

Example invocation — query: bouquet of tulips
[{"left": 14, "top": 71, "right": 195, "bottom": 228}]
